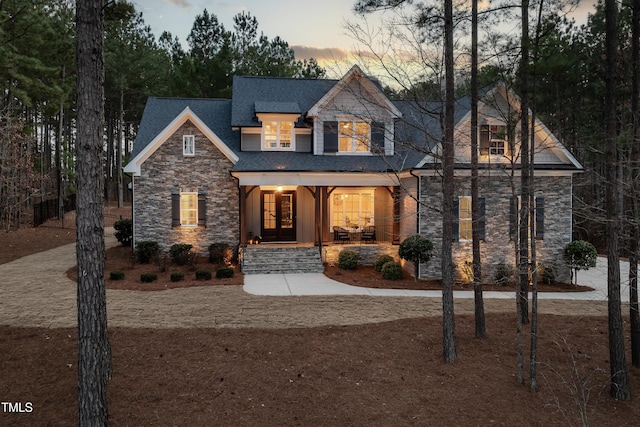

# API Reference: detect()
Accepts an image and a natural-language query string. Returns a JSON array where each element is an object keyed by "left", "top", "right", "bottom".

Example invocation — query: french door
[{"left": 261, "top": 191, "right": 296, "bottom": 242}]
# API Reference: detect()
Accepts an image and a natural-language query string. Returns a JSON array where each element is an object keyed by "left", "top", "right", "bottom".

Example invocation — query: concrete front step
[{"left": 242, "top": 245, "right": 324, "bottom": 274}]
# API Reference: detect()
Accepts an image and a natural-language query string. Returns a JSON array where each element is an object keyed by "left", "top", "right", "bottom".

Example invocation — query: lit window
[
  {"left": 331, "top": 190, "right": 374, "bottom": 230},
  {"left": 459, "top": 196, "right": 472, "bottom": 241},
  {"left": 339, "top": 120, "right": 370, "bottom": 153},
  {"left": 183, "top": 135, "right": 195, "bottom": 156},
  {"left": 180, "top": 193, "right": 197, "bottom": 226},
  {"left": 263, "top": 121, "right": 294, "bottom": 150}
]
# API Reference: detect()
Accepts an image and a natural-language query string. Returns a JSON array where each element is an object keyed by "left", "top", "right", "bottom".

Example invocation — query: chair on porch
[
  {"left": 333, "top": 226, "right": 350, "bottom": 243},
  {"left": 360, "top": 226, "right": 376, "bottom": 243}
]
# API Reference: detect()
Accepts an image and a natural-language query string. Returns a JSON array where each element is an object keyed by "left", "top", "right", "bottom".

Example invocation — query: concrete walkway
[{"left": 243, "top": 256, "right": 631, "bottom": 302}]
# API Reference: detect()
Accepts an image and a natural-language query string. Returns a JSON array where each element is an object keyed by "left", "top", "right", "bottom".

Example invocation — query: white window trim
[
  {"left": 480, "top": 120, "right": 510, "bottom": 157},
  {"left": 261, "top": 121, "right": 295, "bottom": 151},
  {"left": 458, "top": 196, "right": 472, "bottom": 242},
  {"left": 180, "top": 192, "right": 198, "bottom": 227},
  {"left": 330, "top": 188, "right": 375, "bottom": 231},
  {"left": 183, "top": 135, "right": 195, "bottom": 157},
  {"left": 256, "top": 113, "right": 299, "bottom": 152},
  {"left": 337, "top": 119, "right": 371, "bottom": 155}
]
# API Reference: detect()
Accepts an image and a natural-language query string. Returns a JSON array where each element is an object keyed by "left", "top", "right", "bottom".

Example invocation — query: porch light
[{"left": 276, "top": 185, "right": 283, "bottom": 192}]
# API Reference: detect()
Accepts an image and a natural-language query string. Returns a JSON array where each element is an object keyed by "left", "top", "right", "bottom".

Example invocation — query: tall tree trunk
[
  {"left": 604, "top": 0, "right": 631, "bottom": 401},
  {"left": 118, "top": 89, "right": 124, "bottom": 208},
  {"left": 442, "top": 0, "right": 457, "bottom": 363},
  {"left": 519, "top": 0, "right": 531, "bottom": 327},
  {"left": 629, "top": 0, "right": 640, "bottom": 368},
  {"left": 471, "top": 0, "right": 485, "bottom": 338},
  {"left": 76, "top": 0, "right": 111, "bottom": 424},
  {"left": 57, "top": 66, "right": 65, "bottom": 227}
]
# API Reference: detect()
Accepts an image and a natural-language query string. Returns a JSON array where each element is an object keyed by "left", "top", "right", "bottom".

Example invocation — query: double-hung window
[
  {"left": 263, "top": 121, "right": 293, "bottom": 150},
  {"left": 180, "top": 193, "right": 198, "bottom": 226},
  {"left": 458, "top": 197, "right": 472, "bottom": 241},
  {"left": 183, "top": 135, "right": 195, "bottom": 156},
  {"left": 339, "top": 120, "right": 370, "bottom": 153}
]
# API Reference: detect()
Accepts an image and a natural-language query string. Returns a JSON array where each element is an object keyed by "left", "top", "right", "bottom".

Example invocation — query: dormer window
[
  {"left": 263, "top": 121, "right": 293, "bottom": 150},
  {"left": 183, "top": 135, "right": 195, "bottom": 156},
  {"left": 480, "top": 124, "right": 507, "bottom": 156},
  {"left": 339, "top": 120, "right": 370, "bottom": 153}
]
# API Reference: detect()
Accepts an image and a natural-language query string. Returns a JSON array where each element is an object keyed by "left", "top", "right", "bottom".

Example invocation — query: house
[{"left": 124, "top": 65, "right": 582, "bottom": 282}]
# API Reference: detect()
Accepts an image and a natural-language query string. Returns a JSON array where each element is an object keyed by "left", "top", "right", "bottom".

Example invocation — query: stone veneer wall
[
  {"left": 323, "top": 243, "right": 398, "bottom": 266},
  {"left": 133, "top": 121, "right": 239, "bottom": 255},
  {"left": 418, "top": 174, "right": 573, "bottom": 283}
]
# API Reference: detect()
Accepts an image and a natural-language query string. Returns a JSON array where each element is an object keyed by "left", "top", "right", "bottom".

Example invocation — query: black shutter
[
  {"left": 324, "top": 121, "right": 338, "bottom": 153},
  {"left": 509, "top": 196, "right": 517, "bottom": 240},
  {"left": 198, "top": 193, "right": 207, "bottom": 227},
  {"left": 478, "top": 197, "right": 486, "bottom": 240},
  {"left": 535, "top": 196, "right": 544, "bottom": 240},
  {"left": 452, "top": 197, "right": 459, "bottom": 241},
  {"left": 480, "top": 124, "right": 490, "bottom": 155},
  {"left": 370, "top": 121, "right": 385, "bottom": 154},
  {"left": 171, "top": 193, "right": 180, "bottom": 227}
]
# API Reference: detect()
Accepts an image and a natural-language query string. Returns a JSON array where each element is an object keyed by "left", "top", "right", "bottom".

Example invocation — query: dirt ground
[{"left": 1, "top": 209, "right": 639, "bottom": 426}]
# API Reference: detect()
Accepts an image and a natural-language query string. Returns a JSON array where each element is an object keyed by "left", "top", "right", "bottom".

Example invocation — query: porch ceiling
[{"left": 231, "top": 172, "right": 400, "bottom": 186}]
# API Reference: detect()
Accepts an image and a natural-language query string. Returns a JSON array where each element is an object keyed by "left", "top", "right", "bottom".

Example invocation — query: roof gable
[
  {"left": 124, "top": 101, "right": 239, "bottom": 176},
  {"left": 307, "top": 65, "right": 401, "bottom": 118}
]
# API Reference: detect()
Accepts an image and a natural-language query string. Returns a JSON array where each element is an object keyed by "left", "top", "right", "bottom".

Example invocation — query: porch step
[{"left": 241, "top": 245, "right": 324, "bottom": 274}]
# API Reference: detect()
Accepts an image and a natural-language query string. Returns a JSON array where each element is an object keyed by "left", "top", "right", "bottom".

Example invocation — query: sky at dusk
[{"left": 132, "top": 0, "right": 598, "bottom": 77}]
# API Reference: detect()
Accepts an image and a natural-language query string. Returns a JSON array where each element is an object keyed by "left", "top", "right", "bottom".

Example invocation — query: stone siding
[
  {"left": 133, "top": 121, "right": 239, "bottom": 255},
  {"left": 323, "top": 243, "right": 398, "bottom": 266},
  {"left": 418, "top": 174, "right": 572, "bottom": 283}
]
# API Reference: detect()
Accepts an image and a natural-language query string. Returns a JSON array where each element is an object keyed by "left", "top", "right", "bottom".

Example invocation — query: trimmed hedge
[
  {"left": 216, "top": 267, "right": 234, "bottom": 279},
  {"left": 195, "top": 269, "right": 212, "bottom": 280},
  {"left": 170, "top": 272, "right": 184, "bottom": 282},
  {"left": 140, "top": 272, "right": 157, "bottom": 283},
  {"left": 135, "top": 241, "right": 159, "bottom": 264},
  {"left": 169, "top": 243, "right": 194, "bottom": 266},
  {"left": 113, "top": 219, "right": 132, "bottom": 246},
  {"left": 109, "top": 270, "right": 125, "bottom": 280}
]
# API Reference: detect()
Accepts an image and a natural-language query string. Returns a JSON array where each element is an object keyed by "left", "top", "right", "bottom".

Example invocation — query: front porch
[{"left": 238, "top": 184, "right": 404, "bottom": 246}]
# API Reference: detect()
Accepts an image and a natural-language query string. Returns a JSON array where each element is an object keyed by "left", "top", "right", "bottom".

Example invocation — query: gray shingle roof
[
  {"left": 130, "top": 97, "right": 239, "bottom": 161},
  {"left": 231, "top": 76, "right": 336, "bottom": 127}
]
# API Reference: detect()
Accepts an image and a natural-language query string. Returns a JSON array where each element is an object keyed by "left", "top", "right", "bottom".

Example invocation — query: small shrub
[
  {"left": 209, "top": 242, "right": 232, "bottom": 265},
  {"left": 195, "top": 269, "right": 212, "bottom": 280},
  {"left": 113, "top": 219, "right": 132, "bottom": 246},
  {"left": 169, "top": 243, "right": 194, "bottom": 266},
  {"left": 374, "top": 254, "right": 395, "bottom": 272},
  {"left": 216, "top": 267, "right": 234, "bottom": 279},
  {"left": 494, "top": 263, "right": 515, "bottom": 286},
  {"left": 338, "top": 250, "right": 358, "bottom": 270},
  {"left": 538, "top": 263, "right": 556, "bottom": 285},
  {"left": 381, "top": 261, "right": 403, "bottom": 280},
  {"left": 140, "top": 272, "right": 157, "bottom": 283},
  {"left": 135, "top": 241, "right": 159, "bottom": 264},
  {"left": 170, "top": 272, "right": 184, "bottom": 282},
  {"left": 109, "top": 270, "right": 125, "bottom": 280}
]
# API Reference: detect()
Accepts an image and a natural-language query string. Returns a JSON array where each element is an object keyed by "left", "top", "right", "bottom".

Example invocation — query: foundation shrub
[
  {"left": 209, "top": 242, "right": 232, "bottom": 265},
  {"left": 374, "top": 254, "right": 395, "bottom": 272},
  {"left": 169, "top": 243, "right": 194, "bottom": 266},
  {"left": 381, "top": 261, "right": 403, "bottom": 280},
  {"left": 113, "top": 219, "right": 132, "bottom": 246},
  {"left": 338, "top": 250, "right": 358, "bottom": 270},
  {"left": 170, "top": 272, "right": 184, "bottom": 282},
  {"left": 109, "top": 270, "right": 125, "bottom": 280},
  {"left": 135, "top": 241, "right": 159, "bottom": 264}
]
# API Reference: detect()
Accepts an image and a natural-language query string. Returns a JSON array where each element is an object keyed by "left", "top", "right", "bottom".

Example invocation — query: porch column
[
  {"left": 321, "top": 186, "right": 330, "bottom": 243},
  {"left": 239, "top": 186, "right": 247, "bottom": 245},
  {"left": 393, "top": 186, "right": 401, "bottom": 244},
  {"left": 314, "top": 186, "right": 321, "bottom": 245}
]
